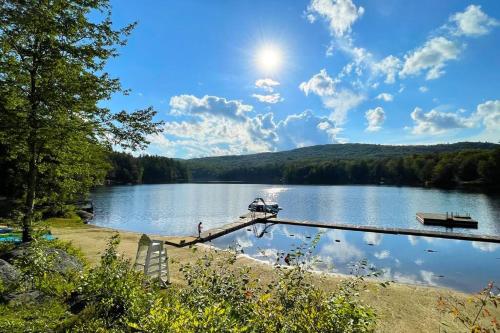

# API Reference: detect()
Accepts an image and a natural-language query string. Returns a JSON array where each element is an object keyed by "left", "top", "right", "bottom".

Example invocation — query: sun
[{"left": 256, "top": 45, "right": 282, "bottom": 72}]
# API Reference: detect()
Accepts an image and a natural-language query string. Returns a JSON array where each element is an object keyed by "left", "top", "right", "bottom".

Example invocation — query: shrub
[
  {"left": 75, "top": 234, "right": 156, "bottom": 329},
  {"left": 133, "top": 235, "right": 376, "bottom": 333},
  {"left": 0, "top": 300, "right": 70, "bottom": 332}
]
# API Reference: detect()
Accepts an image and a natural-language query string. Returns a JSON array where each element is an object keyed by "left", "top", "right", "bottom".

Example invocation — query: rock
[
  {"left": 76, "top": 210, "right": 93, "bottom": 223},
  {"left": 0, "top": 259, "right": 21, "bottom": 289},
  {"left": 3, "top": 290, "right": 48, "bottom": 305},
  {"left": 0, "top": 243, "right": 30, "bottom": 262},
  {"left": 2, "top": 244, "right": 83, "bottom": 275},
  {"left": 45, "top": 248, "right": 84, "bottom": 274}
]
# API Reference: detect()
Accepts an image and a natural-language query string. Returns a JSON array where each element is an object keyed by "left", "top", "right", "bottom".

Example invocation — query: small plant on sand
[
  {"left": 437, "top": 282, "right": 500, "bottom": 332},
  {"left": 74, "top": 234, "right": 156, "bottom": 330}
]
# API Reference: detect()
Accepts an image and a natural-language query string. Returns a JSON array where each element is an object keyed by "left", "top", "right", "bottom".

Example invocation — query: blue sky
[{"left": 103, "top": 0, "right": 500, "bottom": 158}]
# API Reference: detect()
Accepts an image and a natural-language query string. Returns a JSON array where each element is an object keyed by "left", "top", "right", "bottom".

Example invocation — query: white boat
[{"left": 248, "top": 198, "right": 282, "bottom": 214}]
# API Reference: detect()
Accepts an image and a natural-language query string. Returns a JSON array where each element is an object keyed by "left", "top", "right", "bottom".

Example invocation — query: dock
[
  {"left": 416, "top": 212, "right": 478, "bottom": 228},
  {"left": 267, "top": 218, "right": 499, "bottom": 243},
  {"left": 164, "top": 213, "right": 500, "bottom": 247},
  {"left": 163, "top": 212, "right": 276, "bottom": 247}
]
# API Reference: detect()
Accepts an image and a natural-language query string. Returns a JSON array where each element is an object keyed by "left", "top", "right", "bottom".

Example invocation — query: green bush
[
  {"left": 0, "top": 300, "right": 70, "bottom": 332},
  {"left": 0, "top": 234, "right": 377, "bottom": 332},
  {"left": 75, "top": 234, "right": 156, "bottom": 329},
  {"left": 132, "top": 236, "right": 376, "bottom": 333}
]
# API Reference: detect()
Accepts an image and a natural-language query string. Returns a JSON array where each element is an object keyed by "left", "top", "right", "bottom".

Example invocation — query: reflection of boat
[
  {"left": 248, "top": 198, "right": 282, "bottom": 215},
  {"left": 252, "top": 223, "right": 275, "bottom": 238}
]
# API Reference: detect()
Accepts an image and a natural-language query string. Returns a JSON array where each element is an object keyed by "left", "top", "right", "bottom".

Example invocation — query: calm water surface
[{"left": 90, "top": 184, "right": 500, "bottom": 292}]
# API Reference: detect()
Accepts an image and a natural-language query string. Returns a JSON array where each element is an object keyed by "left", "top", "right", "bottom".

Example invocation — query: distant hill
[{"left": 186, "top": 142, "right": 499, "bottom": 181}]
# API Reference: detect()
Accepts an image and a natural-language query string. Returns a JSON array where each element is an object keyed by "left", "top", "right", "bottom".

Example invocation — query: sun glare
[{"left": 256, "top": 45, "right": 282, "bottom": 72}]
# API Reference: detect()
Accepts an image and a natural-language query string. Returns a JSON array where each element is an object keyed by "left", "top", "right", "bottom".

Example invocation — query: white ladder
[{"left": 134, "top": 234, "right": 170, "bottom": 287}]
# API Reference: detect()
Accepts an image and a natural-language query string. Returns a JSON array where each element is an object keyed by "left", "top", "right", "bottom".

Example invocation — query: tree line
[
  {"left": 107, "top": 152, "right": 189, "bottom": 184},
  {"left": 189, "top": 148, "right": 500, "bottom": 188}
]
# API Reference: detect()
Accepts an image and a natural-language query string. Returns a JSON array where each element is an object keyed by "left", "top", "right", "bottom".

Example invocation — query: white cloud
[
  {"left": 255, "top": 78, "right": 280, "bottom": 92},
  {"left": 320, "top": 230, "right": 364, "bottom": 264},
  {"left": 252, "top": 93, "right": 283, "bottom": 104},
  {"left": 400, "top": 37, "right": 461, "bottom": 80},
  {"left": 300, "top": 69, "right": 366, "bottom": 125},
  {"left": 471, "top": 242, "right": 500, "bottom": 252},
  {"left": 363, "top": 232, "right": 383, "bottom": 246},
  {"left": 152, "top": 94, "right": 348, "bottom": 157},
  {"left": 450, "top": 5, "right": 499, "bottom": 37},
  {"left": 276, "top": 110, "right": 341, "bottom": 150},
  {"left": 376, "top": 93, "right": 393, "bottom": 102},
  {"left": 419, "top": 86, "right": 429, "bottom": 93},
  {"left": 420, "top": 270, "right": 439, "bottom": 286},
  {"left": 170, "top": 95, "right": 252, "bottom": 121},
  {"left": 323, "top": 89, "right": 366, "bottom": 124},
  {"left": 365, "top": 107, "right": 385, "bottom": 132},
  {"left": 473, "top": 100, "right": 500, "bottom": 131},
  {"left": 410, "top": 107, "right": 474, "bottom": 135},
  {"left": 414, "top": 259, "right": 424, "bottom": 266},
  {"left": 306, "top": 0, "right": 365, "bottom": 37},
  {"left": 373, "top": 55, "right": 402, "bottom": 84},
  {"left": 470, "top": 100, "right": 500, "bottom": 142},
  {"left": 374, "top": 250, "right": 390, "bottom": 259},
  {"left": 299, "top": 69, "right": 336, "bottom": 97}
]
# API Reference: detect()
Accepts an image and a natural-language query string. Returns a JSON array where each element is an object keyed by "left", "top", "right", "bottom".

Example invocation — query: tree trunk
[{"left": 22, "top": 139, "right": 37, "bottom": 243}]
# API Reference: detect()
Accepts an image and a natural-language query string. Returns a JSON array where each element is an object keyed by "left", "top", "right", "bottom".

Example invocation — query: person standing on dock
[{"left": 198, "top": 222, "right": 203, "bottom": 238}]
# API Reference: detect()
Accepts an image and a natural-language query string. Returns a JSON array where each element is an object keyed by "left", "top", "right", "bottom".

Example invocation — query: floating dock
[{"left": 416, "top": 212, "right": 478, "bottom": 228}]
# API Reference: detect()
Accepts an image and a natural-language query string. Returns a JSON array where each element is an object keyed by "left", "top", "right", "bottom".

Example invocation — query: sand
[{"left": 49, "top": 221, "right": 498, "bottom": 333}]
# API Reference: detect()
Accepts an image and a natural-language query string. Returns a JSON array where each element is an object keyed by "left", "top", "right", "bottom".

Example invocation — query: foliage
[
  {"left": 134, "top": 236, "right": 376, "bottom": 333},
  {"left": 0, "top": 0, "right": 163, "bottom": 242},
  {"left": 1, "top": 233, "right": 377, "bottom": 332},
  {"left": 13, "top": 239, "right": 82, "bottom": 298},
  {"left": 107, "top": 151, "right": 190, "bottom": 184},
  {"left": 76, "top": 234, "right": 156, "bottom": 329},
  {"left": 186, "top": 142, "right": 497, "bottom": 180},
  {"left": 438, "top": 282, "right": 500, "bottom": 333},
  {"left": 188, "top": 146, "right": 500, "bottom": 188},
  {"left": 0, "top": 300, "right": 70, "bottom": 333}
]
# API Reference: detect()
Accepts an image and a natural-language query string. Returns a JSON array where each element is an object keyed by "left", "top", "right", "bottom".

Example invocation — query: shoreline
[{"left": 49, "top": 220, "right": 498, "bottom": 332}]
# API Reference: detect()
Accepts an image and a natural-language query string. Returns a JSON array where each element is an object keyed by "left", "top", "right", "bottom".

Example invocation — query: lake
[{"left": 90, "top": 184, "right": 500, "bottom": 292}]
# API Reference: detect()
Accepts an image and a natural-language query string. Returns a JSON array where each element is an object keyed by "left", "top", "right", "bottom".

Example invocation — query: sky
[{"left": 103, "top": 0, "right": 500, "bottom": 158}]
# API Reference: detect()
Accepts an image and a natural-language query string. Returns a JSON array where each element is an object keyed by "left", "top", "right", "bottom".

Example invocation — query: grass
[{"left": 40, "top": 213, "right": 86, "bottom": 229}]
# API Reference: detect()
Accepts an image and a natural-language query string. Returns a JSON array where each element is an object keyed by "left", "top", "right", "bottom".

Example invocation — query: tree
[{"left": 0, "top": 0, "right": 163, "bottom": 242}]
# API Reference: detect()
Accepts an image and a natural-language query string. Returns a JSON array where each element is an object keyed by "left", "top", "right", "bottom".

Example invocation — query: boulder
[
  {"left": 3, "top": 290, "right": 48, "bottom": 305},
  {"left": 76, "top": 210, "right": 93, "bottom": 223},
  {"left": 2, "top": 244, "right": 83, "bottom": 275},
  {"left": 0, "top": 259, "right": 21, "bottom": 289},
  {"left": 45, "top": 248, "right": 84, "bottom": 274}
]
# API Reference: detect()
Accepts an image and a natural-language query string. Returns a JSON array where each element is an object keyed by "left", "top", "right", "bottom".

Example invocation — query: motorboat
[{"left": 248, "top": 197, "right": 282, "bottom": 214}]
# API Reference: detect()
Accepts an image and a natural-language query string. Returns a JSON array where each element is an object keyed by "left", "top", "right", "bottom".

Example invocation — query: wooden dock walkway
[
  {"left": 266, "top": 218, "right": 500, "bottom": 244},
  {"left": 163, "top": 213, "right": 500, "bottom": 248},
  {"left": 163, "top": 212, "right": 275, "bottom": 247}
]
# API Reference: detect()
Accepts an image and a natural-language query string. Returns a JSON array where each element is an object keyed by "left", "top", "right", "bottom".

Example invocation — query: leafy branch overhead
[{"left": 0, "top": 0, "right": 163, "bottom": 241}]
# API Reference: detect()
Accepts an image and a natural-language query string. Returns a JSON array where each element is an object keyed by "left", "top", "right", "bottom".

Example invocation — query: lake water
[{"left": 90, "top": 184, "right": 500, "bottom": 292}]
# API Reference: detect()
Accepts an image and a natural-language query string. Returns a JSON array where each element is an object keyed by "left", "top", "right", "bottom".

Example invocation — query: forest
[
  {"left": 186, "top": 143, "right": 500, "bottom": 188},
  {"left": 106, "top": 152, "right": 189, "bottom": 184}
]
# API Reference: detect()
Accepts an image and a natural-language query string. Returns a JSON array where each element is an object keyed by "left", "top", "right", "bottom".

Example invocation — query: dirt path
[{"left": 51, "top": 223, "right": 495, "bottom": 333}]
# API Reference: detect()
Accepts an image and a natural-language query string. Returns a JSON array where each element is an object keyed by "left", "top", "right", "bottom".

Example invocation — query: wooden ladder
[{"left": 134, "top": 234, "right": 170, "bottom": 287}]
